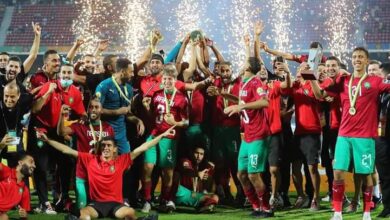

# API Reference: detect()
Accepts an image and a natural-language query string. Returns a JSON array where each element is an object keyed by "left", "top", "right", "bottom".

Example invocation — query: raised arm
[
  {"left": 175, "top": 34, "right": 190, "bottom": 73},
  {"left": 23, "top": 22, "right": 41, "bottom": 73},
  {"left": 196, "top": 44, "right": 213, "bottom": 77},
  {"left": 199, "top": 36, "right": 210, "bottom": 67},
  {"left": 130, "top": 126, "right": 175, "bottom": 160},
  {"left": 207, "top": 38, "right": 225, "bottom": 62},
  {"left": 164, "top": 41, "right": 183, "bottom": 63},
  {"left": 38, "top": 132, "right": 78, "bottom": 157},
  {"left": 94, "top": 39, "right": 109, "bottom": 57},
  {"left": 253, "top": 21, "right": 265, "bottom": 64},
  {"left": 263, "top": 44, "right": 295, "bottom": 61},
  {"left": 280, "top": 62, "right": 292, "bottom": 89},
  {"left": 182, "top": 43, "right": 197, "bottom": 82},
  {"left": 66, "top": 38, "right": 86, "bottom": 63}
]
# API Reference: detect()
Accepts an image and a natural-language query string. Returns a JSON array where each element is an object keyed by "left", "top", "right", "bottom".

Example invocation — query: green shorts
[
  {"left": 175, "top": 185, "right": 204, "bottom": 207},
  {"left": 75, "top": 177, "right": 88, "bottom": 208},
  {"left": 238, "top": 138, "right": 270, "bottom": 173},
  {"left": 211, "top": 126, "right": 241, "bottom": 162},
  {"left": 333, "top": 136, "right": 375, "bottom": 174},
  {"left": 144, "top": 136, "right": 177, "bottom": 168}
]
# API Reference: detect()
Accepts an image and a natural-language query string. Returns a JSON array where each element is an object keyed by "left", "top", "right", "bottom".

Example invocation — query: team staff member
[
  {"left": 31, "top": 64, "right": 86, "bottom": 214},
  {"left": 58, "top": 98, "right": 115, "bottom": 209},
  {"left": 0, "top": 153, "right": 36, "bottom": 220},
  {"left": 224, "top": 57, "right": 273, "bottom": 218},
  {"left": 142, "top": 64, "right": 190, "bottom": 213},
  {"left": 0, "top": 83, "right": 33, "bottom": 166},
  {"left": 38, "top": 126, "right": 176, "bottom": 220},
  {"left": 311, "top": 47, "right": 390, "bottom": 220}
]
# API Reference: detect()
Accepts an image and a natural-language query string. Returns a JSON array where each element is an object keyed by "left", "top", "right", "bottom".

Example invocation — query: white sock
[
  {"left": 334, "top": 211, "right": 342, "bottom": 216},
  {"left": 373, "top": 185, "right": 381, "bottom": 198}
]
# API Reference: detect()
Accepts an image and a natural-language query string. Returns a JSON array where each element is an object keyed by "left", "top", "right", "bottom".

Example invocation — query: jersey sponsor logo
[
  {"left": 240, "top": 90, "right": 248, "bottom": 97},
  {"left": 109, "top": 89, "right": 115, "bottom": 94},
  {"left": 155, "top": 95, "right": 175, "bottom": 106},
  {"left": 110, "top": 165, "right": 115, "bottom": 173},
  {"left": 19, "top": 187, "right": 23, "bottom": 194},
  {"left": 303, "top": 89, "right": 309, "bottom": 96}
]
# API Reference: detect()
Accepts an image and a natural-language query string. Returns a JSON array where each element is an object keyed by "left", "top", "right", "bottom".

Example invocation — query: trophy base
[{"left": 301, "top": 70, "right": 318, "bottom": 80}]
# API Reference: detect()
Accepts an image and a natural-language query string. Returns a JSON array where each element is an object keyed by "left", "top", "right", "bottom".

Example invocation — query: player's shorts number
[
  {"left": 250, "top": 154, "right": 258, "bottom": 168},
  {"left": 362, "top": 154, "right": 372, "bottom": 167}
]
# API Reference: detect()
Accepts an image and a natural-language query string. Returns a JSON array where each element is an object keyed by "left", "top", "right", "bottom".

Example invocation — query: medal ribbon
[
  {"left": 111, "top": 76, "right": 131, "bottom": 104},
  {"left": 348, "top": 73, "right": 367, "bottom": 111},
  {"left": 89, "top": 120, "right": 103, "bottom": 145},
  {"left": 164, "top": 88, "right": 177, "bottom": 114},
  {"left": 222, "top": 84, "right": 232, "bottom": 109}
]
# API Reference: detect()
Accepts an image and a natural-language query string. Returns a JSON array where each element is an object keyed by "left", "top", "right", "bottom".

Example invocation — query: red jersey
[
  {"left": 324, "top": 75, "right": 390, "bottom": 137},
  {"left": 151, "top": 89, "right": 188, "bottom": 139},
  {"left": 265, "top": 80, "right": 283, "bottom": 134},
  {"left": 239, "top": 76, "right": 270, "bottom": 142},
  {"left": 178, "top": 158, "right": 214, "bottom": 192},
  {"left": 35, "top": 81, "right": 85, "bottom": 128},
  {"left": 30, "top": 70, "right": 56, "bottom": 89},
  {"left": 0, "top": 164, "right": 30, "bottom": 212},
  {"left": 211, "top": 78, "right": 240, "bottom": 127},
  {"left": 187, "top": 89, "right": 205, "bottom": 124},
  {"left": 285, "top": 81, "right": 322, "bottom": 135},
  {"left": 77, "top": 152, "right": 132, "bottom": 203},
  {"left": 140, "top": 74, "right": 186, "bottom": 97},
  {"left": 70, "top": 122, "right": 115, "bottom": 179}
]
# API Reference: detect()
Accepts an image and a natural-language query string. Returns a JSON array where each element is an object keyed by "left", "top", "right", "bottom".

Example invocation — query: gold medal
[
  {"left": 349, "top": 107, "right": 356, "bottom": 116},
  {"left": 348, "top": 73, "right": 368, "bottom": 116}
]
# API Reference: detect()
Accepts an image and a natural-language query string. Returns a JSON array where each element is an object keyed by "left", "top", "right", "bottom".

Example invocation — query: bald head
[{"left": 3, "top": 82, "right": 20, "bottom": 108}]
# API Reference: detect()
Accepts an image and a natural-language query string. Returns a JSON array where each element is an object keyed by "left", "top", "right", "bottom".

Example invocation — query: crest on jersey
[
  {"left": 257, "top": 88, "right": 264, "bottom": 95},
  {"left": 304, "top": 89, "right": 309, "bottom": 95},
  {"left": 110, "top": 165, "right": 115, "bottom": 173},
  {"left": 364, "top": 82, "right": 371, "bottom": 89},
  {"left": 69, "top": 97, "right": 74, "bottom": 104},
  {"left": 19, "top": 187, "right": 23, "bottom": 194}
]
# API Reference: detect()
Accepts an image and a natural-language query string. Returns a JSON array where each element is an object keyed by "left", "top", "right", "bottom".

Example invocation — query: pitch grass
[{"left": 6, "top": 193, "right": 382, "bottom": 220}]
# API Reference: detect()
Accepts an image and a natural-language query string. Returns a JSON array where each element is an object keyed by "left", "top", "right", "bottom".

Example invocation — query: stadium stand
[{"left": 5, "top": 4, "right": 76, "bottom": 46}]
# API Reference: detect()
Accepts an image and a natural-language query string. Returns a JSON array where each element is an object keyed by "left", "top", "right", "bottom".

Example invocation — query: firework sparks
[
  {"left": 265, "top": 0, "right": 295, "bottom": 52},
  {"left": 324, "top": 0, "right": 358, "bottom": 65},
  {"left": 120, "top": 0, "right": 155, "bottom": 61},
  {"left": 72, "top": 0, "right": 111, "bottom": 54},
  {"left": 223, "top": 0, "right": 260, "bottom": 72}
]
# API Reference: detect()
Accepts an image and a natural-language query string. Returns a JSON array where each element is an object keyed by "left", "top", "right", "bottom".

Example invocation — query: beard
[{"left": 20, "top": 164, "right": 32, "bottom": 177}]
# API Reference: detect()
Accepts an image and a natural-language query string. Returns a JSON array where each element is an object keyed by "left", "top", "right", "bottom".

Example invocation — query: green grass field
[{"left": 6, "top": 193, "right": 383, "bottom": 220}]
